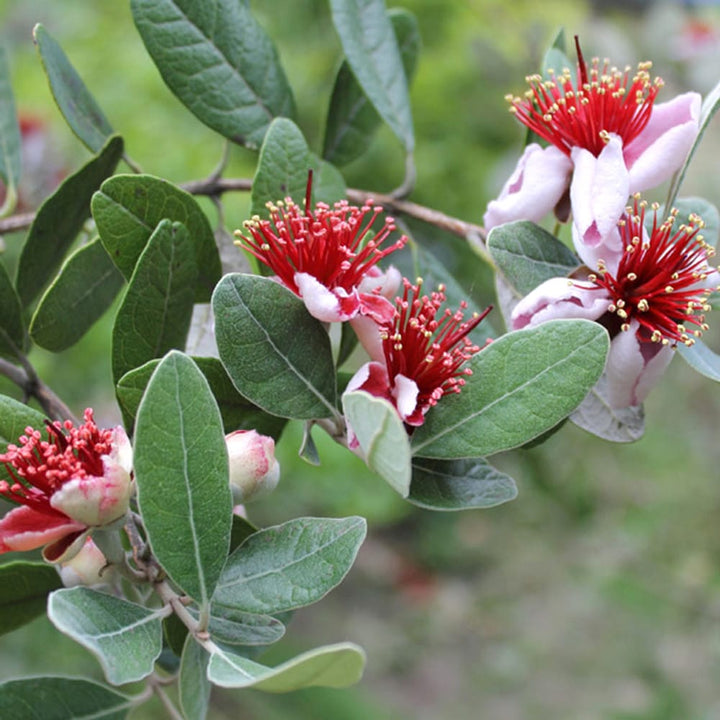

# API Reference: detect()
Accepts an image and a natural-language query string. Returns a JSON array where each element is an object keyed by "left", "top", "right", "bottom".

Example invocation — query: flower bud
[
  {"left": 226, "top": 430, "right": 280, "bottom": 504},
  {"left": 57, "top": 537, "right": 114, "bottom": 588}
]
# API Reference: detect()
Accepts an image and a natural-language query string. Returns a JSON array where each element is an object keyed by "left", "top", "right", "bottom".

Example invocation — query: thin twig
[{"left": 0, "top": 211, "right": 35, "bottom": 234}]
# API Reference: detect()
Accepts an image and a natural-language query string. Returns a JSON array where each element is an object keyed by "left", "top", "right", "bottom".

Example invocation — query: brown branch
[{"left": 0, "top": 212, "right": 35, "bottom": 234}]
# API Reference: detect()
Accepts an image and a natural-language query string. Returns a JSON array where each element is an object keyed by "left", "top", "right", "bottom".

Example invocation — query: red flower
[{"left": 0, "top": 410, "right": 133, "bottom": 562}]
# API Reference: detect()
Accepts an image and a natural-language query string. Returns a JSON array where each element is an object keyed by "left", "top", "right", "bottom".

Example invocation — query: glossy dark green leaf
[
  {"left": 213, "top": 516, "right": 366, "bottom": 614},
  {"left": 411, "top": 320, "right": 609, "bottom": 458},
  {"left": 0, "top": 677, "right": 132, "bottom": 720},
  {"left": 250, "top": 118, "right": 346, "bottom": 218},
  {"left": 30, "top": 238, "right": 124, "bottom": 352},
  {"left": 0, "top": 562, "right": 62, "bottom": 636},
  {"left": 134, "top": 351, "right": 232, "bottom": 607},
  {"left": 487, "top": 220, "right": 580, "bottom": 298},
  {"left": 329, "top": 0, "right": 414, "bottom": 152},
  {"left": 92, "top": 173, "right": 220, "bottom": 302},
  {"left": 408, "top": 457, "right": 518, "bottom": 511},
  {"left": 0, "top": 395, "right": 45, "bottom": 446},
  {"left": 230, "top": 514, "right": 258, "bottom": 554},
  {"left": 0, "top": 48, "right": 20, "bottom": 215},
  {"left": 33, "top": 24, "right": 114, "bottom": 153},
  {"left": 48, "top": 588, "right": 164, "bottom": 686},
  {"left": 213, "top": 274, "right": 338, "bottom": 420},
  {"left": 111, "top": 220, "right": 196, "bottom": 386},
  {"left": 179, "top": 637, "right": 210, "bottom": 720},
  {"left": 15, "top": 135, "right": 123, "bottom": 308},
  {"left": 323, "top": 8, "right": 419, "bottom": 166},
  {"left": 0, "top": 262, "right": 24, "bottom": 359},
  {"left": 131, "top": 0, "right": 295, "bottom": 149},
  {"left": 208, "top": 641, "right": 366, "bottom": 691}
]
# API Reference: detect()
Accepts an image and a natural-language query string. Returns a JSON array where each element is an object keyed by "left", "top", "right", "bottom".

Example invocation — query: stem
[
  {"left": 151, "top": 681, "right": 184, "bottom": 720},
  {"left": 0, "top": 211, "right": 35, "bottom": 234}
]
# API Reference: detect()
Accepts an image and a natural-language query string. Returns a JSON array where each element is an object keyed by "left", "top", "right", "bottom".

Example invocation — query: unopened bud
[
  {"left": 226, "top": 430, "right": 280, "bottom": 503},
  {"left": 57, "top": 537, "right": 114, "bottom": 588}
]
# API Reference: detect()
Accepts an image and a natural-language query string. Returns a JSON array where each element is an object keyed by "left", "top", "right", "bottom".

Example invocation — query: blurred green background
[{"left": 2, "top": 1, "right": 720, "bottom": 718}]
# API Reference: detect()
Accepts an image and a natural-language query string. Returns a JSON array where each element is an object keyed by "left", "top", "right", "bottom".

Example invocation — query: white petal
[
  {"left": 392, "top": 374, "right": 420, "bottom": 421},
  {"left": 294, "top": 272, "right": 358, "bottom": 322}
]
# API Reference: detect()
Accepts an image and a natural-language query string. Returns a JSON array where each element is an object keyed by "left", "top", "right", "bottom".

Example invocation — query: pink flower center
[
  {"left": 0, "top": 409, "right": 113, "bottom": 514},
  {"left": 589, "top": 198, "right": 718, "bottom": 345},
  {"left": 235, "top": 176, "right": 405, "bottom": 297},
  {"left": 508, "top": 38, "right": 662, "bottom": 157},
  {"left": 381, "top": 279, "right": 491, "bottom": 415}
]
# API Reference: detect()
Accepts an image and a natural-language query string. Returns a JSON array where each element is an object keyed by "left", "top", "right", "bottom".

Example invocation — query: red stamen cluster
[
  {"left": 590, "top": 198, "right": 718, "bottom": 345},
  {"left": 381, "top": 279, "right": 491, "bottom": 413},
  {"left": 507, "top": 39, "right": 662, "bottom": 157},
  {"left": 235, "top": 194, "right": 405, "bottom": 296},
  {"left": 0, "top": 409, "right": 112, "bottom": 513}
]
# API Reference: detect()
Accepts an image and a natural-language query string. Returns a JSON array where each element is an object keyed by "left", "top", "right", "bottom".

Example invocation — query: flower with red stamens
[
  {"left": 511, "top": 197, "right": 720, "bottom": 408},
  {"left": 0, "top": 409, "right": 133, "bottom": 562},
  {"left": 484, "top": 37, "right": 700, "bottom": 250},
  {"left": 346, "top": 279, "right": 492, "bottom": 427},
  {"left": 235, "top": 178, "right": 406, "bottom": 324}
]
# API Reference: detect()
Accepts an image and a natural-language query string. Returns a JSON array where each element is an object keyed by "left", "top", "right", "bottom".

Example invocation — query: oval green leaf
[
  {"left": 342, "top": 391, "right": 411, "bottom": 497},
  {"left": 212, "top": 274, "right": 338, "bottom": 420},
  {"left": 411, "top": 319, "right": 610, "bottom": 458},
  {"left": 0, "top": 48, "right": 21, "bottom": 215},
  {"left": 92, "top": 173, "right": 221, "bottom": 302},
  {"left": 131, "top": 0, "right": 295, "bottom": 149},
  {"left": 134, "top": 351, "right": 232, "bottom": 607},
  {"left": 0, "top": 561, "right": 62, "bottom": 636},
  {"left": 111, "top": 220, "right": 197, "bottom": 386},
  {"left": 47, "top": 588, "right": 164, "bottom": 686},
  {"left": 213, "top": 516, "right": 366, "bottom": 614},
  {"left": 30, "top": 238, "right": 124, "bottom": 352},
  {"left": 33, "top": 24, "right": 114, "bottom": 153},
  {"left": 179, "top": 637, "right": 211, "bottom": 720},
  {"left": 15, "top": 135, "right": 124, "bottom": 308},
  {"left": 208, "top": 641, "right": 366, "bottom": 691},
  {"left": 0, "top": 261, "right": 24, "bottom": 359}
]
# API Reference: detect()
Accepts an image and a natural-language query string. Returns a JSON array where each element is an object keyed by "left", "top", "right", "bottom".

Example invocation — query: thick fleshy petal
[
  {"left": 350, "top": 315, "right": 385, "bottom": 363},
  {"left": 294, "top": 272, "right": 360, "bottom": 322},
  {"left": 0, "top": 504, "right": 85, "bottom": 553},
  {"left": 605, "top": 321, "right": 674, "bottom": 408},
  {"left": 571, "top": 224, "right": 625, "bottom": 275},
  {"left": 357, "top": 264, "right": 401, "bottom": 298},
  {"left": 391, "top": 373, "right": 420, "bottom": 423},
  {"left": 358, "top": 293, "right": 395, "bottom": 323},
  {"left": 625, "top": 92, "right": 701, "bottom": 191},
  {"left": 484, "top": 144, "right": 572, "bottom": 230},
  {"left": 511, "top": 277, "right": 611, "bottom": 330},
  {"left": 345, "top": 361, "right": 391, "bottom": 400},
  {"left": 570, "top": 135, "right": 630, "bottom": 248}
]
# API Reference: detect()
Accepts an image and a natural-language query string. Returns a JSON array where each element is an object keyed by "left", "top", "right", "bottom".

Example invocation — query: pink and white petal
[
  {"left": 350, "top": 315, "right": 385, "bottom": 362},
  {"left": 625, "top": 92, "right": 701, "bottom": 191},
  {"left": 484, "top": 144, "right": 572, "bottom": 230},
  {"left": 51, "top": 470, "right": 132, "bottom": 528},
  {"left": 358, "top": 293, "right": 395, "bottom": 323},
  {"left": 511, "top": 277, "right": 610, "bottom": 330},
  {"left": 570, "top": 136, "right": 630, "bottom": 248},
  {"left": 345, "top": 361, "right": 391, "bottom": 399},
  {"left": 109, "top": 427, "right": 133, "bottom": 475},
  {"left": 391, "top": 373, "right": 420, "bottom": 423},
  {"left": 294, "top": 272, "right": 360, "bottom": 322},
  {"left": 605, "top": 322, "right": 674, "bottom": 408},
  {"left": 357, "top": 265, "right": 402, "bottom": 300},
  {"left": 0, "top": 504, "right": 85, "bottom": 553},
  {"left": 571, "top": 223, "right": 625, "bottom": 274}
]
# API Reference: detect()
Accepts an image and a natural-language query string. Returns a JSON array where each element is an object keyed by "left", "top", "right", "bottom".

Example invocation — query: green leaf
[
  {"left": 0, "top": 395, "right": 44, "bottom": 446},
  {"left": 323, "top": 8, "right": 420, "bottom": 166},
  {"left": 213, "top": 274, "right": 338, "bottom": 420},
  {"left": 411, "top": 319, "right": 609, "bottom": 458},
  {"left": 0, "top": 677, "right": 132, "bottom": 720},
  {"left": 652, "top": 197, "right": 719, "bottom": 249},
  {"left": 0, "top": 48, "right": 21, "bottom": 215},
  {"left": 207, "top": 641, "right": 366, "bottom": 691},
  {"left": 250, "top": 118, "right": 346, "bottom": 217},
  {"left": 131, "top": 0, "right": 295, "bottom": 149},
  {"left": 33, "top": 24, "right": 114, "bottom": 153},
  {"left": 179, "top": 637, "right": 211, "bottom": 720},
  {"left": 408, "top": 457, "right": 518, "bottom": 511},
  {"left": 677, "top": 339, "right": 720, "bottom": 382},
  {"left": 92, "top": 173, "right": 221, "bottom": 302},
  {"left": 487, "top": 220, "right": 580, "bottom": 297},
  {"left": 15, "top": 135, "right": 124, "bottom": 308},
  {"left": 117, "top": 357, "right": 287, "bottom": 436},
  {"left": 47, "top": 588, "right": 164, "bottom": 686},
  {"left": 329, "top": 0, "right": 414, "bottom": 152},
  {"left": 204, "top": 605, "right": 285, "bottom": 646},
  {"left": 0, "top": 262, "right": 24, "bottom": 359},
  {"left": 570, "top": 374, "right": 645, "bottom": 442},
  {"left": 213, "top": 516, "right": 366, "bottom": 614},
  {"left": 0, "top": 561, "right": 62, "bottom": 636},
  {"left": 134, "top": 351, "right": 232, "bottom": 608},
  {"left": 29, "top": 238, "right": 124, "bottom": 352},
  {"left": 163, "top": 612, "right": 188, "bottom": 658},
  {"left": 342, "top": 391, "right": 411, "bottom": 497},
  {"left": 111, "top": 220, "right": 197, "bottom": 386}
]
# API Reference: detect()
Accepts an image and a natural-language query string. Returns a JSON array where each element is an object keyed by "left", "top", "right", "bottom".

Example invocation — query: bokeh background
[{"left": 1, "top": 1, "right": 720, "bottom": 718}]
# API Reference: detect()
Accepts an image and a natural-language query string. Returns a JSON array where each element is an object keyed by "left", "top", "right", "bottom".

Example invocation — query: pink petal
[
  {"left": 345, "top": 361, "right": 391, "bottom": 399},
  {"left": 511, "top": 277, "right": 610, "bottom": 330},
  {"left": 484, "top": 144, "right": 572, "bottom": 230},
  {"left": 350, "top": 314, "right": 385, "bottom": 362},
  {"left": 570, "top": 135, "right": 630, "bottom": 248},
  {"left": 0, "top": 505, "right": 85, "bottom": 553},
  {"left": 605, "top": 321, "right": 674, "bottom": 408},
  {"left": 294, "top": 272, "right": 360, "bottom": 322},
  {"left": 625, "top": 92, "right": 701, "bottom": 191},
  {"left": 391, "top": 373, "right": 420, "bottom": 423},
  {"left": 357, "top": 265, "right": 402, "bottom": 299},
  {"left": 359, "top": 293, "right": 395, "bottom": 323},
  {"left": 571, "top": 223, "right": 625, "bottom": 275}
]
